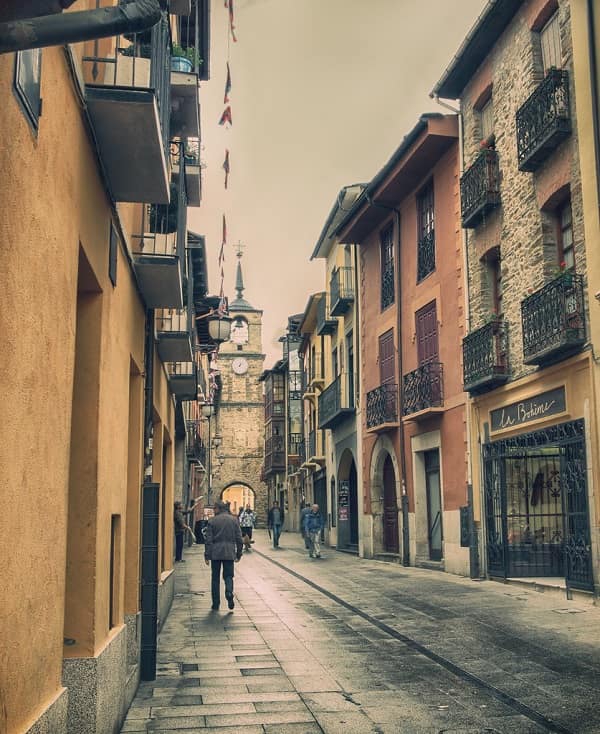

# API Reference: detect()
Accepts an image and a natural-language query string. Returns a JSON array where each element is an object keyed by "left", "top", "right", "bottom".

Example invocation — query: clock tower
[{"left": 212, "top": 247, "right": 268, "bottom": 523}]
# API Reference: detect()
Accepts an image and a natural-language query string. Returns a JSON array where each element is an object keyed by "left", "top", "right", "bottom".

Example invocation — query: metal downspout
[{"left": 0, "top": 0, "right": 161, "bottom": 54}]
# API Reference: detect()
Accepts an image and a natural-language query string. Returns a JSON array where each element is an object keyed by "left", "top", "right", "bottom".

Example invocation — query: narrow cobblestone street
[{"left": 122, "top": 532, "right": 600, "bottom": 734}]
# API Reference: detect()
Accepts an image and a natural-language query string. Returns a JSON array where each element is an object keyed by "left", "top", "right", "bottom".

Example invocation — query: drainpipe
[
  {"left": 431, "top": 95, "right": 481, "bottom": 579},
  {"left": 140, "top": 308, "right": 158, "bottom": 682},
  {"left": 587, "top": 0, "right": 600, "bottom": 203},
  {"left": 365, "top": 193, "right": 410, "bottom": 565},
  {"left": 0, "top": 0, "right": 161, "bottom": 54}
]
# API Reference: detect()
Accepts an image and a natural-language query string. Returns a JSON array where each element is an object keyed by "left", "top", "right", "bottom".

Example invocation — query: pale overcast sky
[{"left": 188, "top": 0, "right": 487, "bottom": 366}]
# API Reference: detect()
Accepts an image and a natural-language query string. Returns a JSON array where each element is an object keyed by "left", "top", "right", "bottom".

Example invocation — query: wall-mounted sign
[
  {"left": 338, "top": 480, "right": 350, "bottom": 508},
  {"left": 339, "top": 507, "right": 348, "bottom": 521},
  {"left": 490, "top": 386, "right": 566, "bottom": 432}
]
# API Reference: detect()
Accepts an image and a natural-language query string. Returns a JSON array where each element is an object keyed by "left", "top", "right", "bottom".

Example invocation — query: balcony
[
  {"left": 521, "top": 273, "right": 586, "bottom": 366},
  {"left": 460, "top": 150, "right": 500, "bottom": 228},
  {"left": 170, "top": 56, "right": 200, "bottom": 140},
  {"left": 318, "top": 373, "right": 355, "bottom": 430},
  {"left": 463, "top": 318, "right": 509, "bottom": 394},
  {"left": 402, "top": 362, "right": 444, "bottom": 419},
  {"left": 304, "top": 353, "right": 324, "bottom": 393},
  {"left": 305, "top": 430, "right": 325, "bottom": 464},
  {"left": 156, "top": 308, "right": 192, "bottom": 363},
  {"left": 516, "top": 69, "right": 571, "bottom": 173},
  {"left": 84, "top": 15, "right": 171, "bottom": 203},
  {"left": 288, "top": 433, "right": 303, "bottom": 458},
  {"left": 366, "top": 383, "right": 398, "bottom": 432},
  {"left": 265, "top": 435, "right": 285, "bottom": 474},
  {"left": 171, "top": 139, "right": 201, "bottom": 207},
  {"left": 316, "top": 294, "right": 337, "bottom": 336},
  {"left": 167, "top": 361, "right": 197, "bottom": 400},
  {"left": 330, "top": 267, "right": 354, "bottom": 316},
  {"left": 417, "top": 230, "right": 435, "bottom": 282},
  {"left": 132, "top": 162, "right": 188, "bottom": 308},
  {"left": 185, "top": 421, "right": 205, "bottom": 462}
]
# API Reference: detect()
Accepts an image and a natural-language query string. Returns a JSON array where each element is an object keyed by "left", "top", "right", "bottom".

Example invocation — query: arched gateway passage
[{"left": 221, "top": 483, "right": 255, "bottom": 515}]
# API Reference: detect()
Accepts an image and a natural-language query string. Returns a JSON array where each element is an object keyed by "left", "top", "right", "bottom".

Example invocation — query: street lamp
[
  {"left": 201, "top": 403, "right": 214, "bottom": 503},
  {"left": 207, "top": 313, "right": 232, "bottom": 343}
]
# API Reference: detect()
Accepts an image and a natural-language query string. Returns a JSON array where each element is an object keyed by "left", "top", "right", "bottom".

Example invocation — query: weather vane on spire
[{"left": 235, "top": 240, "right": 245, "bottom": 259}]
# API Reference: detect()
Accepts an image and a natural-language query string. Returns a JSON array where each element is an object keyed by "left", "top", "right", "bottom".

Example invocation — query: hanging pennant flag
[
  {"left": 228, "top": 0, "right": 237, "bottom": 42},
  {"left": 221, "top": 214, "right": 227, "bottom": 248},
  {"left": 218, "top": 106, "right": 232, "bottom": 126},
  {"left": 224, "top": 62, "right": 232, "bottom": 104},
  {"left": 223, "top": 149, "right": 230, "bottom": 189}
]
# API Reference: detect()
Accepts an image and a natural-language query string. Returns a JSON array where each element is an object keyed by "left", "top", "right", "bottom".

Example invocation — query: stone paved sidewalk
[{"left": 121, "top": 530, "right": 600, "bottom": 734}]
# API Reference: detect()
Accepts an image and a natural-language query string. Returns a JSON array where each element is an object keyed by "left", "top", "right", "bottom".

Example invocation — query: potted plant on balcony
[
  {"left": 553, "top": 260, "right": 573, "bottom": 286},
  {"left": 171, "top": 44, "right": 201, "bottom": 73}
]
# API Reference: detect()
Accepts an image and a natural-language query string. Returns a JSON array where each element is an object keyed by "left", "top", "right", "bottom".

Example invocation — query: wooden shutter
[
  {"left": 416, "top": 302, "right": 438, "bottom": 365},
  {"left": 379, "top": 329, "right": 395, "bottom": 384}
]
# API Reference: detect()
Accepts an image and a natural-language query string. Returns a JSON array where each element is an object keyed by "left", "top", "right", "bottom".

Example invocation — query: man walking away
[
  {"left": 204, "top": 500, "right": 243, "bottom": 610},
  {"left": 300, "top": 503, "right": 312, "bottom": 550},
  {"left": 239, "top": 503, "right": 256, "bottom": 552},
  {"left": 267, "top": 501, "right": 284, "bottom": 549},
  {"left": 304, "top": 503, "right": 325, "bottom": 558}
]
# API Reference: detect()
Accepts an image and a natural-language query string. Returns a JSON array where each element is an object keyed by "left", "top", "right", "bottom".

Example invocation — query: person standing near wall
[{"left": 174, "top": 501, "right": 192, "bottom": 562}]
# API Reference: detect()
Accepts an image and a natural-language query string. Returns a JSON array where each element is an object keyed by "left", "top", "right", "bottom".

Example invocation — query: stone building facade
[
  {"left": 212, "top": 258, "right": 268, "bottom": 524},
  {"left": 434, "top": 0, "right": 599, "bottom": 595}
]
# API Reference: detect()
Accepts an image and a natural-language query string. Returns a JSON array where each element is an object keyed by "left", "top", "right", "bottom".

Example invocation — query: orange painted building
[{"left": 338, "top": 114, "right": 470, "bottom": 574}]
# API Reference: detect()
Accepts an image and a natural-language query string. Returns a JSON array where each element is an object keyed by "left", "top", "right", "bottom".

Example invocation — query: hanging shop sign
[{"left": 490, "top": 386, "right": 566, "bottom": 432}]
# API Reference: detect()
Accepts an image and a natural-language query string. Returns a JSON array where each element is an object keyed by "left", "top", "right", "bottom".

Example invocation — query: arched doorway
[
  {"left": 383, "top": 454, "right": 399, "bottom": 553},
  {"left": 222, "top": 483, "right": 255, "bottom": 515},
  {"left": 337, "top": 449, "right": 359, "bottom": 550}
]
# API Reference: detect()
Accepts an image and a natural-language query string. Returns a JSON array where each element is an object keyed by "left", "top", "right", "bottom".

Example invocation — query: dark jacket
[
  {"left": 174, "top": 508, "right": 187, "bottom": 535},
  {"left": 300, "top": 506, "right": 312, "bottom": 535},
  {"left": 304, "top": 510, "right": 324, "bottom": 534},
  {"left": 204, "top": 511, "right": 243, "bottom": 561},
  {"left": 267, "top": 506, "right": 284, "bottom": 528}
]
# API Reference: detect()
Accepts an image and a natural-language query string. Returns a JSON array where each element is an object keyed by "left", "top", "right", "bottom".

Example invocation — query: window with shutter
[
  {"left": 379, "top": 329, "right": 395, "bottom": 384},
  {"left": 415, "top": 302, "right": 438, "bottom": 365}
]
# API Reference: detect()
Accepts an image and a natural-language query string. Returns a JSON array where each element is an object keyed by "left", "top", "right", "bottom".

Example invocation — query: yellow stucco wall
[{"left": 0, "top": 38, "right": 176, "bottom": 732}]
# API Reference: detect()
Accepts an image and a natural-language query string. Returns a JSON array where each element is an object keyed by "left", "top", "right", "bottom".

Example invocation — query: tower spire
[{"left": 230, "top": 241, "right": 254, "bottom": 311}]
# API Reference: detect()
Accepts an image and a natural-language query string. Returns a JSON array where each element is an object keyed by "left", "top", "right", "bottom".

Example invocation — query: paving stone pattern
[{"left": 121, "top": 532, "right": 600, "bottom": 733}]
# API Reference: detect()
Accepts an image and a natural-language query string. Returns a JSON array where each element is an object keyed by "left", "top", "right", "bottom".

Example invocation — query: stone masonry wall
[{"left": 462, "top": 0, "right": 587, "bottom": 382}]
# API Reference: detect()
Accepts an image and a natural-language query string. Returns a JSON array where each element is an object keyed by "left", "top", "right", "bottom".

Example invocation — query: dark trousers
[
  {"left": 241, "top": 526, "right": 253, "bottom": 540},
  {"left": 211, "top": 559, "right": 234, "bottom": 607},
  {"left": 272, "top": 524, "right": 282, "bottom": 547},
  {"left": 175, "top": 532, "right": 184, "bottom": 561}
]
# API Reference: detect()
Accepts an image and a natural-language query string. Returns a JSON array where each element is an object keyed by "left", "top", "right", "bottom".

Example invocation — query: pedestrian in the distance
[
  {"left": 174, "top": 501, "right": 192, "bottom": 563},
  {"left": 204, "top": 500, "right": 243, "bottom": 611},
  {"left": 300, "top": 503, "right": 312, "bottom": 550},
  {"left": 267, "top": 500, "right": 284, "bottom": 549},
  {"left": 239, "top": 503, "right": 256, "bottom": 552},
  {"left": 304, "top": 503, "right": 325, "bottom": 559}
]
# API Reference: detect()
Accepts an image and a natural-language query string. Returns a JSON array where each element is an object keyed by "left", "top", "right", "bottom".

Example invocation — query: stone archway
[
  {"left": 337, "top": 448, "right": 359, "bottom": 549},
  {"left": 221, "top": 482, "right": 256, "bottom": 516},
  {"left": 369, "top": 436, "right": 401, "bottom": 556}
]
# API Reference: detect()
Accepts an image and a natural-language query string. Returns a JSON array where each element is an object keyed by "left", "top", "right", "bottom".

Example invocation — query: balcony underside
[
  {"left": 318, "top": 408, "right": 355, "bottom": 431},
  {"left": 168, "top": 373, "right": 197, "bottom": 400},
  {"left": 366, "top": 420, "right": 399, "bottom": 434},
  {"left": 316, "top": 320, "right": 336, "bottom": 336},
  {"left": 86, "top": 86, "right": 169, "bottom": 204},
  {"left": 464, "top": 372, "right": 509, "bottom": 395},
  {"left": 330, "top": 297, "right": 353, "bottom": 317},
  {"left": 523, "top": 336, "right": 585, "bottom": 367},
  {"left": 157, "top": 331, "right": 192, "bottom": 363},
  {"left": 170, "top": 71, "right": 200, "bottom": 139},
  {"left": 134, "top": 255, "right": 183, "bottom": 309},
  {"left": 402, "top": 406, "right": 444, "bottom": 422},
  {"left": 462, "top": 197, "right": 500, "bottom": 229},
  {"left": 518, "top": 124, "right": 571, "bottom": 172}
]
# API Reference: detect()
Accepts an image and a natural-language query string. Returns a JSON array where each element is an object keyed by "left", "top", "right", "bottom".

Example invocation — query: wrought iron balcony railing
[
  {"left": 462, "top": 318, "right": 509, "bottom": 394},
  {"left": 516, "top": 68, "right": 571, "bottom": 172},
  {"left": 330, "top": 267, "right": 355, "bottom": 316},
  {"left": 417, "top": 230, "right": 435, "bottom": 282},
  {"left": 366, "top": 383, "right": 398, "bottom": 430},
  {"left": 306, "top": 429, "right": 324, "bottom": 461},
  {"left": 318, "top": 373, "right": 355, "bottom": 430},
  {"left": 460, "top": 150, "right": 501, "bottom": 228},
  {"left": 316, "top": 294, "right": 337, "bottom": 336},
  {"left": 521, "top": 273, "right": 586, "bottom": 365},
  {"left": 402, "top": 362, "right": 444, "bottom": 417}
]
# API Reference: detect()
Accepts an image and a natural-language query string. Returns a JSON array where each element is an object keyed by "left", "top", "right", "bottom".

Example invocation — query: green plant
[{"left": 172, "top": 43, "right": 202, "bottom": 69}]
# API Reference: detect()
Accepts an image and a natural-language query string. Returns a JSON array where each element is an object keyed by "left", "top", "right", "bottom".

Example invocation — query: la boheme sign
[{"left": 490, "top": 386, "right": 566, "bottom": 432}]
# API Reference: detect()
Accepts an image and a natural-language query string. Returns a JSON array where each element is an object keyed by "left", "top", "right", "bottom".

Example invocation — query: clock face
[{"left": 232, "top": 357, "right": 248, "bottom": 375}]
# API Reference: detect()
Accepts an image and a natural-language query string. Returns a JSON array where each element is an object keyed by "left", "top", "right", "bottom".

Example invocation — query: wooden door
[{"left": 383, "top": 454, "right": 399, "bottom": 553}]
